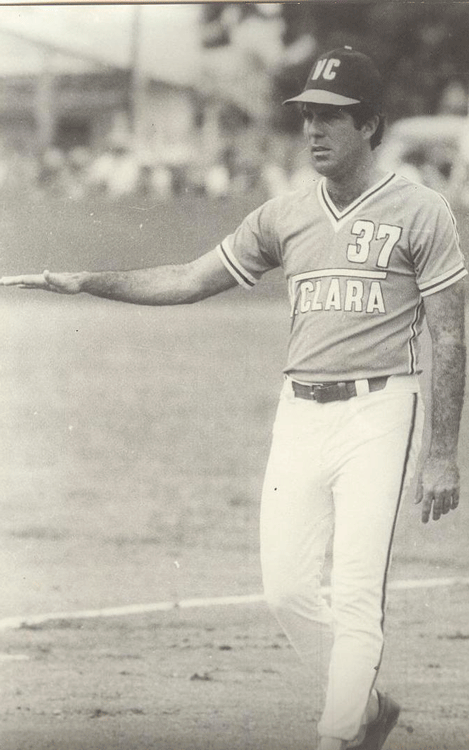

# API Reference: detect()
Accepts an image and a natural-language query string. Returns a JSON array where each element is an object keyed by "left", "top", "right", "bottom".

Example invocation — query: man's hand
[
  {"left": 415, "top": 455, "right": 460, "bottom": 523},
  {"left": 0, "top": 270, "right": 87, "bottom": 295}
]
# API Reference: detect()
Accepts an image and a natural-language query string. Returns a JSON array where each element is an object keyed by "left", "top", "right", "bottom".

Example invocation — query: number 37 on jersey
[{"left": 290, "top": 219, "right": 403, "bottom": 317}]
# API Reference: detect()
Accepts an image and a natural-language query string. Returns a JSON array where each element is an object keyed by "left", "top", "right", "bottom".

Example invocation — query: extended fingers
[
  {"left": 421, "top": 488, "right": 459, "bottom": 523},
  {"left": 421, "top": 492, "right": 433, "bottom": 524},
  {"left": 417, "top": 458, "right": 460, "bottom": 523},
  {"left": 0, "top": 271, "right": 71, "bottom": 293},
  {"left": 1, "top": 274, "right": 49, "bottom": 288},
  {"left": 1, "top": 275, "right": 33, "bottom": 286}
]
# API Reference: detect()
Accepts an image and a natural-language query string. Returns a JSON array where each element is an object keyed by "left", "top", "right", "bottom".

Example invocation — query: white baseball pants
[{"left": 260, "top": 375, "right": 423, "bottom": 742}]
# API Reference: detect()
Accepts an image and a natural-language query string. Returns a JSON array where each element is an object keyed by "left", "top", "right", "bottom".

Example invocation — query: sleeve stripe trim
[
  {"left": 420, "top": 268, "right": 467, "bottom": 297},
  {"left": 217, "top": 243, "right": 256, "bottom": 288},
  {"left": 418, "top": 262, "right": 466, "bottom": 291}
]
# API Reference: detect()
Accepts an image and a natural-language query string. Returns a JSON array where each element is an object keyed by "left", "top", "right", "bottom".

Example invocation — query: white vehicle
[{"left": 379, "top": 114, "right": 469, "bottom": 203}]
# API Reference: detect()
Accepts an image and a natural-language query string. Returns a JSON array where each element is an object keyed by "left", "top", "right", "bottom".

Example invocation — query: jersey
[{"left": 216, "top": 172, "right": 467, "bottom": 382}]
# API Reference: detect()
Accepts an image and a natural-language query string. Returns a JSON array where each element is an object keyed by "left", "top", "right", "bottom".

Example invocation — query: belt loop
[{"left": 355, "top": 379, "right": 370, "bottom": 397}]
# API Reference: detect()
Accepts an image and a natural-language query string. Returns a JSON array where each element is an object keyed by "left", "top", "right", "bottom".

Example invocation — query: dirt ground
[{"left": 1, "top": 580, "right": 469, "bottom": 750}]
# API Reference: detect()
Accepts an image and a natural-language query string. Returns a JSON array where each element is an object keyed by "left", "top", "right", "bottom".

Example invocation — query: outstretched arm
[
  {"left": 0, "top": 248, "right": 238, "bottom": 305},
  {"left": 416, "top": 278, "right": 466, "bottom": 523}
]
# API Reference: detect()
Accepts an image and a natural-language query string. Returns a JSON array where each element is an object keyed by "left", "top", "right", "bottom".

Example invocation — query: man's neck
[{"left": 325, "top": 160, "right": 384, "bottom": 212}]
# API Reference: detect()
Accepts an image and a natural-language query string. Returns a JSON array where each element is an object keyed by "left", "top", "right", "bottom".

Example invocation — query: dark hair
[{"left": 347, "top": 103, "right": 385, "bottom": 150}]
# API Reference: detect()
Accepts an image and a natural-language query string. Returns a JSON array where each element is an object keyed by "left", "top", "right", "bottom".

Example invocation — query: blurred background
[
  {"left": 1, "top": 4, "right": 469, "bottom": 692},
  {"left": 1, "top": 11, "right": 469, "bottom": 742},
  {"left": 2, "top": 1, "right": 469, "bottom": 207}
]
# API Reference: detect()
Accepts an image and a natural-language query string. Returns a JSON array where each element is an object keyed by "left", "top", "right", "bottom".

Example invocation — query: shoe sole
[
  {"left": 372, "top": 700, "right": 400, "bottom": 750},
  {"left": 352, "top": 695, "right": 400, "bottom": 750}
]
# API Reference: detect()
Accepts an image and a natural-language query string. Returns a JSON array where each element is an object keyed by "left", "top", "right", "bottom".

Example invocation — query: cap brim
[{"left": 283, "top": 90, "right": 360, "bottom": 106}]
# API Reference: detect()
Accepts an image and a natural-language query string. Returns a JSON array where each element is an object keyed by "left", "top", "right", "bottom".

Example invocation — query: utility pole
[
  {"left": 35, "top": 49, "right": 55, "bottom": 158},
  {"left": 128, "top": 4, "right": 144, "bottom": 148}
]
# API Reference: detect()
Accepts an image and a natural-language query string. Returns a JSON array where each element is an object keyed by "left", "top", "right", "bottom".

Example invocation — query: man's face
[{"left": 302, "top": 103, "right": 368, "bottom": 180}]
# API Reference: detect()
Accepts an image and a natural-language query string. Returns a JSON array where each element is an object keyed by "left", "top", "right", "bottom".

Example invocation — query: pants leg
[
  {"left": 261, "top": 380, "right": 423, "bottom": 742},
  {"left": 260, "top": 384, "right": 335, "bottom": 709},
  {"left": 318, "top": 389, "right": 421, "bottom": 740}
]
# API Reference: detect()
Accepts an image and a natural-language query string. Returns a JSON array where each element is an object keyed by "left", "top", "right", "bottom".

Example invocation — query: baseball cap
[{"left": 283, "top": 46, "right": 382, "bottom": 110}]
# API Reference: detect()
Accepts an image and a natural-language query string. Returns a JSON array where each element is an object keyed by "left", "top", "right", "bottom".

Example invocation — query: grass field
[{"left": 1, "top": 194, "right": 469, "bottom": 749}]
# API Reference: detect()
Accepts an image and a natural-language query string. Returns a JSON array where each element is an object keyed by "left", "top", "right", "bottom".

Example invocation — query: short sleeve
[
  {"left": 216, "top": 200, "right": 281, "bottom": 289},
  {"left": 412, "top": 193, "right": 467, "bottom": 297}
]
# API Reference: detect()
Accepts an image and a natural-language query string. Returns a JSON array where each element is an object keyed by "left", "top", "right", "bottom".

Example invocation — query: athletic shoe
[{"left": 351, "top": 691, "right": 400, "bottom": 750}]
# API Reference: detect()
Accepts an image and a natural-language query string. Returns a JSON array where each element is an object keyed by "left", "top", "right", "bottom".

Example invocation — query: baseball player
[{"left": 1, "top": 47, "right": 466, "bottom": 750}]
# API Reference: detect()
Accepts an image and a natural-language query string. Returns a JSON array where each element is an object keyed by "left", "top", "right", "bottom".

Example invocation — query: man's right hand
[{"left": 0, "top": 270, "right": 88, "bottom": 295}]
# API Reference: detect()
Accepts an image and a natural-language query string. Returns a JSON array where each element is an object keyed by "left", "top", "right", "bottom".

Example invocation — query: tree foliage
[{"left": 201, "top": 2, "right": 469, "bottom": 131}]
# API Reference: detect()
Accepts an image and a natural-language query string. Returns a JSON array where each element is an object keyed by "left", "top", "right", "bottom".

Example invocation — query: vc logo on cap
[
  {"left": 311, "top": 58, "right": 341, "bottom": 82},
  {"left": 283, "top": 47, "right": 381, "bottom": 109}
]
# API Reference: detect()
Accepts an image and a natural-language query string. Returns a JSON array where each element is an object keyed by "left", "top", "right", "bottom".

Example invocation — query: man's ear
[{"left": 361, "top": 115, "right": 380, "bottom": 142}]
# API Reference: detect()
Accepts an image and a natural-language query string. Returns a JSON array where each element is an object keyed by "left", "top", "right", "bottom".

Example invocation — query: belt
[{"left": 292, "top": 376, "right": 389, "bottom": 404}]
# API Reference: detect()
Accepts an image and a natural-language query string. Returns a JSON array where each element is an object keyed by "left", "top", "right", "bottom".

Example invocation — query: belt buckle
[{"left": 313, "top": 382, "right": 350, "bottom": 403}]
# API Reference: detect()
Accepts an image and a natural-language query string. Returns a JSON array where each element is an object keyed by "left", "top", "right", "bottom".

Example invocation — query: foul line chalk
[
  {"left": 1, "top": 577, "right": 468, "bottom": 632},
  {"left": 0, "top": 593, "right": 264, "bottom": 631}
]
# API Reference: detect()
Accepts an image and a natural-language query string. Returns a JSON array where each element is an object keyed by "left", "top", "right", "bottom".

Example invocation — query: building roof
[{"left": 0, "top": 5, "right": 202, "bottom": 84}]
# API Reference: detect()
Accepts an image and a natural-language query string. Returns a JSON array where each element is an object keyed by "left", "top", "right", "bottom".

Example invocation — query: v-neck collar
[{"left": 318, "top": 172, "right": 397, "bottom": 230}]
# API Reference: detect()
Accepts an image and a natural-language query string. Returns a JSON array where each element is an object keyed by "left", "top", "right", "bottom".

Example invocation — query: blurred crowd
[
  {"left": 0, "top": 137, "right": 317, "bottom": 204},
  {"left": 2, "top": 115, "right": 469, "bottom": 206}
]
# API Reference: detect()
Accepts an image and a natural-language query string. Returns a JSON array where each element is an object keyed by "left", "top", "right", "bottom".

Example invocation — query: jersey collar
[{"left": 318, "top": 172, "right": 397, "bottom": 230}]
